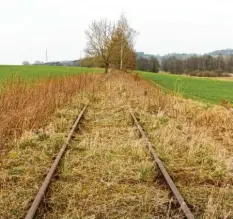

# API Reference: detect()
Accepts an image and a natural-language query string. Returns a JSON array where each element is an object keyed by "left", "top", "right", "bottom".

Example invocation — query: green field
[
  {"left": 1, "top": 66, "right": 232, "bottom": 104},
  {"left": 0, "top": 65, "right": 103, "bottom": 81},
  {"left": 139, "top": 71, "right": 233, "bottom": 104}
]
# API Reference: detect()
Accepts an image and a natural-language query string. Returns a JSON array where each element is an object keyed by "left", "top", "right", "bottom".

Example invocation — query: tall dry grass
[
  {"left": 107, "top": 72, "right": 233, "bottom": 217},
  {"left": 129, "top": 72, "right": 233, "bottom": 147},
  {"left": 0, "top": 74, "right": 103, "bottom": 152}
]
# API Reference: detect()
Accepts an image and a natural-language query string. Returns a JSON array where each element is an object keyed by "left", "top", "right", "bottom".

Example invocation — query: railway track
[
  {"left": 25, "top": 106, "right": 87, "bottom": 219},
  {"left": 130, "top": 111, "right": 194, "bottom": 219},
  {"left": 24, "top": 106, "right": 194, "bottom": 219}
]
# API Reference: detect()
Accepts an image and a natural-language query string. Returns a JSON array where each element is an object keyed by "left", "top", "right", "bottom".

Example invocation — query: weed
[
  {"left": 158, "top": 116, "right": 169, "bottom": 125},
  {"left": 139, "top": 167, "right": 149, "bottom": 181},
  {"left": 37, "top": 132, "right": 50, "bottom": 141}
]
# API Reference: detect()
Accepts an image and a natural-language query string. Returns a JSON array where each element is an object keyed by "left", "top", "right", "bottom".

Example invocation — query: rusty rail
[
  {"left": 25, "top": 106, "right": 87, "bottom": 219},
  {"left": 130, "top": 111, "right": 195, "bottom": 219}
]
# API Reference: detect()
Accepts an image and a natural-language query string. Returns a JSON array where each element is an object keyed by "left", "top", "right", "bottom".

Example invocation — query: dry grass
[
  {"left": 0, "top": 73, "right": 104, "bottom": 218},
  {"left": 214, "top": 75, "right": 233, "bottom": 81},
  {"left": 115, "top": 72, "right": 233, "bottom": 218},
  {"left": 1, "top": 71, "right": 233, "bottom": 218},
  {"left": 37, "top": 84, "right": 183, "bottom": 219},
  {"left": 0, "top": 74, "right": 103, "bottom": 152}
]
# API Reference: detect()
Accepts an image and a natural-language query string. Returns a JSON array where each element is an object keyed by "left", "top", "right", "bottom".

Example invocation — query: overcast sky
[{"left": 1, "top": 0, "right": 233, "bottom": 64}]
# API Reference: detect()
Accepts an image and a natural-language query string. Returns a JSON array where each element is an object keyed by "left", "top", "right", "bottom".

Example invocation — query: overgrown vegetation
[
  {"left": 1, "top": 71, "right": 233, "bottom": 218},
  {"left": 0, "top": 74, "right": 103, "bottom": 151}
]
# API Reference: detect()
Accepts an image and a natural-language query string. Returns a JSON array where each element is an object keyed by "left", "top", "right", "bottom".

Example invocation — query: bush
[
  {"left": 221, "top": 73, "right": 231, "bottom": 77},
  {"left": 188, "top": 71, "right": 218, "bottom": 77},
  {"left": 215, "top": 69, "right": 225, "bottom": 76}
]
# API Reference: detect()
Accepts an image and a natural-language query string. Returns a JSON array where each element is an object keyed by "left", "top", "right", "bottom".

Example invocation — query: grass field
[
  {"left": 0, "top": 65, "right": 103, "bottom": 81},
  {"left": 1, "top": 66, "right": 232, "bottom": 105},
  {"left": 139, "top": 71, "right": 233, "bottom": 104}
]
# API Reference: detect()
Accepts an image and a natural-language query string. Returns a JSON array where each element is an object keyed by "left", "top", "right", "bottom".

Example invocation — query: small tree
[
  {"left": 34, "top": 61, "right": 43, "bottom": 65},
  {"left": 116, "top": 14, "right": 137, "bottom": 70},
  {"left": 227, "top": 54, "right": 233, "bottom": 73},
  {"left": 85, "top": 19, "right": 117, "bottom": 73},
  {"left": 22, "top": 61, "right": 30, "bottom": 65},
  {"left": 150, "top": 57, "right": 160, "bottom": 73}
]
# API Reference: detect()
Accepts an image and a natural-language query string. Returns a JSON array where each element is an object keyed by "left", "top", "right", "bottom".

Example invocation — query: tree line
[{"left": 161, "top": 54, "right": 233, "bottom": 77}]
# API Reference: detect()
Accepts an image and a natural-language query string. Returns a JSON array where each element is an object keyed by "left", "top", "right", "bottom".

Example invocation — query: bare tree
[{"left": 85, "top": 19, "right": 117, "bottom": 73}]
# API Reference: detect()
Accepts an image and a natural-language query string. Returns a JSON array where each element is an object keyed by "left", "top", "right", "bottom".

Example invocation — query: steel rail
[
  {"left": 25, "top": 105, "right": 87, "bottom": 219},
  {"left": 130, "top": 111, "right": 195, "bottom": 219}
]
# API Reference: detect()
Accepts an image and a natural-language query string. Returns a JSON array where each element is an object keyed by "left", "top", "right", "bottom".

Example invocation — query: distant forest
[
  {"left": 161, "top": 54, "right": 233, "bottom": 77},
  {"left": 136, "top": 49, "right": 233, "bottom": 77},
  {"left": 25, "top": 49, "right": 233, "bottom": 77}
]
